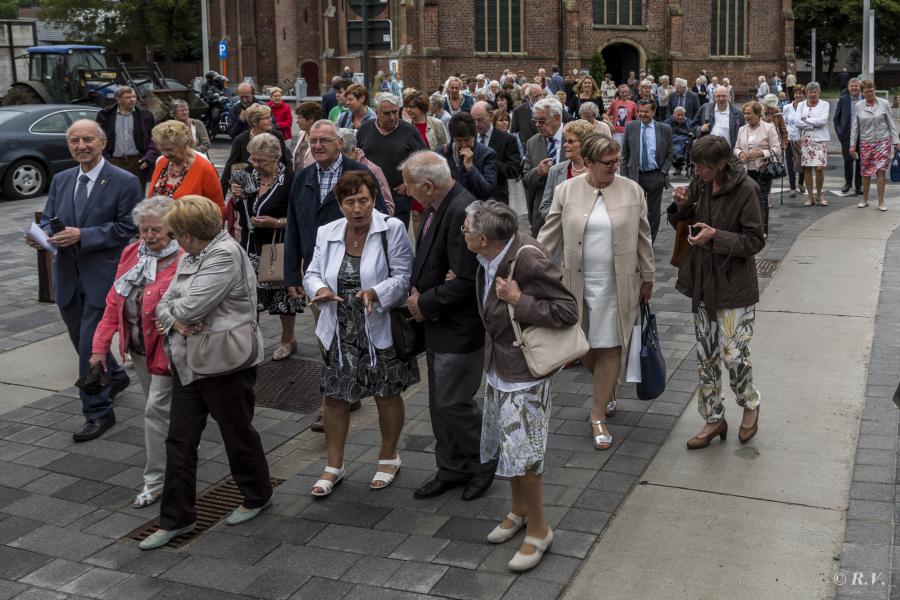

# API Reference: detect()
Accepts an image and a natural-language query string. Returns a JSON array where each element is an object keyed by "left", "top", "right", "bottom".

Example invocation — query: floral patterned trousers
[{"left": 694, "top": 304, "right": 761, "bottom": 423}]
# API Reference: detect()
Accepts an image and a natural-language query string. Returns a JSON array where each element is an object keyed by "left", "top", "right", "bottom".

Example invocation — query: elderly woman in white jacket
[{"left": 303, "top": 170, "right": 418, "bottom": 498}]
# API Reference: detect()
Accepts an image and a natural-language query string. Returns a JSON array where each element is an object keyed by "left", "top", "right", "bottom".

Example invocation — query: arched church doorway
[
  {"left": 301, "top": 61, "right": 320, "bottom": 96},
  {"left": 601, "top": 43, "right": 641, "bottom": 86}
]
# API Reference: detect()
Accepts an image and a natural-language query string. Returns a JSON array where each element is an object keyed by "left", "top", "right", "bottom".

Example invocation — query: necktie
[
  {"left": 74, "top": 173, "right": 89, "bottom": 224},
  {"left": 422, "top": 208, "right": 436, "bottom": 237},
  {"left": 641, "top": 125, "right": 651, "bottom": 172},
  {"left": 479, "top": 133, "right": 487, "bottom": 146},
  {"left": 679, "top": 95, "right": 684, "bottom": 108},
  {"left": 547, "top": 138, "right": 557, "bottom": 162}
]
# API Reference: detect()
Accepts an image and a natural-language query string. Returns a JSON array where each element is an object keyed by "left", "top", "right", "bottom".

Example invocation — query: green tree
[
  {"left": 589, "top": 52, "right": 606, "bottom": 85},
  {"left": 794, "top": 0, "right": 900, "bottom": 85},
  {"left": 0, "top": 0, "right": 18, "bottom": 18},
  {"left": 39, "top": 0, "right": 201, "bottom": 72}
]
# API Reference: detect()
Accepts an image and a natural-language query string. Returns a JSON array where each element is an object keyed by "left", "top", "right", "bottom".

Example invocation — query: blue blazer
[
  {"left": 441, "top": 141, "right": 498, "bottom": 200},
  {"left": 284, "top": 157, "right": 388, "bottom": 288},
  {"left": 39, "top": 161, "right": 141, "bottom": 307}
]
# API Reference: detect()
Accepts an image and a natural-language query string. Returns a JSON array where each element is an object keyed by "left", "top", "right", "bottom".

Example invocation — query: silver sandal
[
  {"left": 589, "top": 418, "right": 612, "bottom": 450},
  {"left": 606, "top": 399, "right": 617, "bottom": 417},
  {"left": 133, "top": 483, "right": 163, "bottom": 508}
]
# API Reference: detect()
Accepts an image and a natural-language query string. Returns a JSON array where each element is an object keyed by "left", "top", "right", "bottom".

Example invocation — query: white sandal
[
  {"left": 370, "top": 455, "right": 401, "bottom": 489},
  {"left": 310, "top": 465, "right": 345, "bottom": 497},
  {"left": 132, "top": 483, "right": 163, "bottom": 508},
  {"left": 487, "top": 512, "right": 526, "bottom": 544},
  {"left": 508, "top": 528, "right": 554, "bottom": 572}
]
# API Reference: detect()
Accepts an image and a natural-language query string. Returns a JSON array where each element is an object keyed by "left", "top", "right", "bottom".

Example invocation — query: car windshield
[
  {"left": 0, "top": 112, "right": 23, "bottom": 127},
  {"left": 68, "top": 50, "right": 107, "bottom": 71}
]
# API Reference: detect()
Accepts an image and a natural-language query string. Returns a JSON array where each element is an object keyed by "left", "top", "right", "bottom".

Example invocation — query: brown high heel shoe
[
  {"left": 686, "top": 420, "right": 727, "bottom": 450},
  {"left": 738, "top": 406, "right": 759, "bottom": 444}
]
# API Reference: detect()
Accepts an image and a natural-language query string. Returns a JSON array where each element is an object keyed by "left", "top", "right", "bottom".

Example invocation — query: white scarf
[{"left": 113, "top": 239, "right": 180, "bottom": 297}]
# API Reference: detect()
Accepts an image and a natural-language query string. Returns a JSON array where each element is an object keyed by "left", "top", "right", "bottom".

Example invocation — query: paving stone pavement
[{"left": 0, "top": 160, "right": 888, "bottom": 598}]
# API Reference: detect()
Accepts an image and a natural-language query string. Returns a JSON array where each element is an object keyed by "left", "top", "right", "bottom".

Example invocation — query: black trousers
[
  {"left": 159, "top": 366, "right": 272, "bottom": 530},
  {"left": 638, "top": 170, "right": 666, "bottom": 242},
  {"left": 748, "top": 170, "right": 772, "bottom": 234},
  {"left": 840, "top": 140, "right": 862, "bottom": 191}
]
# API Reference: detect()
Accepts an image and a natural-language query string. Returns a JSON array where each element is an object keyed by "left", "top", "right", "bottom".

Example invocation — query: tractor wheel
[{"left": 1, "top": 84, "right": 43, "bottom": 106}]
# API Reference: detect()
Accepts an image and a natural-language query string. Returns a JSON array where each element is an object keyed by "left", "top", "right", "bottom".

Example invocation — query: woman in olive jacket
[{"left": 667, "top": 135, "right": 765, "bottom": 450}]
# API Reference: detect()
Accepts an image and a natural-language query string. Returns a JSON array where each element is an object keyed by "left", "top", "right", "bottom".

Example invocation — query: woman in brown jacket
[
  {"left": 667, "top": 135, "right": 765, "bottom": 450},
  {"left": 464, "top": 200, "right": 578, "bottom": 573}
]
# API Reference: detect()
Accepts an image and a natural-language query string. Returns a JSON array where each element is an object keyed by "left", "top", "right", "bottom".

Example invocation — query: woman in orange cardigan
[{"left": 148, "top": 121, "right": 225, "bottom": 214}]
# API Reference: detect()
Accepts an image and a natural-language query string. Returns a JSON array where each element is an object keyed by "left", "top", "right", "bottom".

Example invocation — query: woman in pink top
[{"left": 91, "top": 196, "right": 183, "bottom": 510}]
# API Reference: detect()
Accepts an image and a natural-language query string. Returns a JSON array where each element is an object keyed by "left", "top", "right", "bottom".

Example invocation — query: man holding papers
[{"left": 25, "top": 119, "right": 141, "bottom": 442}]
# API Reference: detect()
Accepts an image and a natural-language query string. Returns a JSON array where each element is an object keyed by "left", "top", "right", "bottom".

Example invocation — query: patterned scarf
[{"left": 113, "top": 239, "right": 180, "bottom": 297}]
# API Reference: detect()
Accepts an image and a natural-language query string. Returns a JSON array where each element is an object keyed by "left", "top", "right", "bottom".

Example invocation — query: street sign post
[
  {"left": 347, "top": 20, "right": 392, "bottom": 52},
  {"left": 218, "top": 39, "right": 228, "bottom": 79},
  {"left": 346, "top": 0, "right": 388, "bottom": 89}
]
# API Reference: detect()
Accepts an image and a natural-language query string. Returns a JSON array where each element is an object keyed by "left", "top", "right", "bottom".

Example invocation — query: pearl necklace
[{"left": 571, "top": 162, "right": 587, "bottom": 173}]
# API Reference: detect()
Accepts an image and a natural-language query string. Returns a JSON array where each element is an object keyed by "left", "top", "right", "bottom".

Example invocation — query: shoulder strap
[
  {"left": 379, "top": 219, "right": 393, "bottom": 278},
  {"left": 506, "top": 244, "right": 546, "bottom": 344}
]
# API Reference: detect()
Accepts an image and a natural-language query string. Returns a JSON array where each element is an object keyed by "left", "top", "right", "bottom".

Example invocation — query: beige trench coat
[{"left": 537, "top": 174, "right": 654, "bottom": 351}]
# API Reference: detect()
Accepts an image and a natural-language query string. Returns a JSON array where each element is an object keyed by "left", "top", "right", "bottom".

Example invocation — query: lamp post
[{"left": 200, "top": 0, "right": 210, "bottom": 74}]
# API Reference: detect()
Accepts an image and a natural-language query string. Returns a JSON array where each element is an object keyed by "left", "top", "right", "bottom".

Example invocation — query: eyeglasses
[
  {"left": 591, "top": 157, "right": 621, "bottom": 168},
  {"left": 308, "top": 137, "right": 337, "bottom": 145},
  {"left": 532, "top": 118, "right": 548, "bottom": 125}
]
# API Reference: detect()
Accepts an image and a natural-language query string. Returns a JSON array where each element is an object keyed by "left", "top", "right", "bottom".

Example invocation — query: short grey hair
[
  {"left": 659, "top": 75, "right": 670, "bottom": 83},
  {"left": 398, "top": 150, "right": 453, "bottom": 188},
  {"left": 310, "top": 119, "right": 339, "bottom": 136},
  {"left": 805, "top": 81, "right": 821, "bottom": 94},
  {"left": 848, "top": 77, "right": 861, "bottom": 86},
  {"left": 67, "top": 119, "right": 106, "bottom": 140},
  {"left": 169, "top": 99, "right": 189, "bottom": 115},
  {"left": 114, "top": 85, "right": 136, "bottom": 99},
  {"left": 247, "top": 132, "right": 282, "bottom": 161},
  {"left": 337, "top": 127, "right": 358, "bottom": 153},
  {"left": 533, "top": 97, "right": 562, "bottom": 119},
  {"left": 674, "top": 78, "right": 688, "bottom": 87},
  {"left": 429, "top": 92, "right": 444, "bottom": 109},
  {"left": 525, "top": 83, "right": 543, "bottom": 95},
  {"left": 762, "top": 93, "right": 780, "bottom": 109},
  {"left": 464, "top": 200, "right": 518, "bottom": 242},
  {"left": 578, "top": 101, "right": 600, "bottom": 118},
  {"left": 132, "top": 195, "right": 174, "bottom": 225},
  {"left": 373, "top": 92, "right": 400, "bottom": 109},
  {"left": 673, "top": 106, "right": 687, "bottom": 115}
]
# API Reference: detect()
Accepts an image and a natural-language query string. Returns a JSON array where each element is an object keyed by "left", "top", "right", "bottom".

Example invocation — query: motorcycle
[{"left": 200, "top": 72, "right": 234, "bottom": 140}]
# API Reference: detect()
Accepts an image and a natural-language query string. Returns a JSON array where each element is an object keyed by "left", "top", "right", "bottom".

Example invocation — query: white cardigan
[
  {"left": 303, "top": 211, "right": 412, "bottom": 360},
  {"left": 795, "top": 100, "right": 831, "bottom": 142}
]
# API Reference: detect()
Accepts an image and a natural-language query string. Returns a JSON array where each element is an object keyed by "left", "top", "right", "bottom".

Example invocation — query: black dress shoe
[
  {"left": 413, "top": 476, "right": 466, "bottom": 499},
  {"left": 841, "top": 184, "right": 851, "bottom": 194},
  {"left": 109, "top": 375, "right": 131, "bottom": 400},
  {"left": 73, "top": 411, "right": 116, "bottom": 443},
  {"left": 310, "top": 413, "right": 324, "bottom": 433},
  {"left": 462, "top": 473, "right": 495, "bottom": 501},
  {"left": 855, "top": 189, "right": 863, "bottom": 196}
]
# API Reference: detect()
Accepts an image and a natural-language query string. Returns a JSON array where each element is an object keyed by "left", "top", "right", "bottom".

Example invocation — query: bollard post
[{"left": 34, "top": 211, "right": 54, "bottom": 304}]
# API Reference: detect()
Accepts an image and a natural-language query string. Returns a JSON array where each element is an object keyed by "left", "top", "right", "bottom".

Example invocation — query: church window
[
  {"left": 710, "top": 0, "right": 747, "bottom": 56},
  {"left": 475, "top": 0, "right": 523, "bottom": 53},
  {"left": 593, "top": 0, "right": 643, "bottom": 27}
]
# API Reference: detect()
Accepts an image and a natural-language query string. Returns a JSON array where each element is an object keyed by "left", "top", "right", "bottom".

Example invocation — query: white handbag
[{"left": 506, "top": 245, "right": 590, "bottom": 378}]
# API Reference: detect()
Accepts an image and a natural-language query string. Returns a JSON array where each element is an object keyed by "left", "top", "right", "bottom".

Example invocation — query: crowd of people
[{"left": 23, "top": 62, "right": 897, "bottom": 571}]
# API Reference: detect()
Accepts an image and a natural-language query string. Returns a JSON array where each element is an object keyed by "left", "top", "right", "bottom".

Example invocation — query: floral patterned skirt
[
  {"left": 860, "top": 138, "right": 891, "bottom": 177},
  {"left": 480, "top": 378, "right": 552, "bottom": 478},
  {"left": 800, "top": 135, "right": 828, "bottom": 167}
]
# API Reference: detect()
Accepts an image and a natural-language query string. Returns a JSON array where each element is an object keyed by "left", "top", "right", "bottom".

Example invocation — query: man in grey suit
[
  {"left": 25, "top": 120, "right": 141, "bottom": 442},
  {"left": 692, "top": 86, "right": 745, "bottom": 149},
  {"left": 621, "top": 100, "right": 673, "bottom": 242},
  {"left": 509, "top": 84, "right": 544, "bottom": 150},
  {"left": 523, "top": 97, "right": 567, "bottom": 235},
  {"left": 667, "top": 78, "right": 701, "bottom": 121}
]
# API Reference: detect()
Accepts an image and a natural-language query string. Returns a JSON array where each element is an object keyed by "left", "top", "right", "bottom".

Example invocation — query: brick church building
[{"left": 206, "top": 0, "right": 794, "bottom": 95}]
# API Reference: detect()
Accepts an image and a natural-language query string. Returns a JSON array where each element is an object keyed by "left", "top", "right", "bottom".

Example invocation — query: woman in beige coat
[{"left": 538, "top": 134, "right": 654, "bottom": 450}]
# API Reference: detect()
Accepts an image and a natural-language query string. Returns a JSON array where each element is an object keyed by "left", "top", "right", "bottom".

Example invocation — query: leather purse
[
  {"left": 636, "top": 301, "right": 666, "bottom": 400},
  {"left": 185, "top": 245, "right": 260, "bottom": 376},
  {"left": 379, "top": 228, "right": 424, "bottom": 361},
  {"left": 670, "top": 219, "right": 691, "bottom": 268},
  {"left": 257, "top": 228, "right": 284, "bottom": 283},
  {"left": 506, "top": 245, "right": 590, "bottom": 378},
  {"left": 759, "top": 155, "right": 787, "bottom": 181}
]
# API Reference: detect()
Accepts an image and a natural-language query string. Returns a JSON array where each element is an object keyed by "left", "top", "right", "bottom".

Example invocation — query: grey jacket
[
  {"left": 539, "top": 159, "right": 572, "bottom": 219},
  {"left": 620, "top": 120, "right": 674, "bottom": 184},
  {"left": 156, "top": 233, "right": 264, "bottom": 385},
  {"left": 849, "top": 97, "right": 900, "bottom": 146}
]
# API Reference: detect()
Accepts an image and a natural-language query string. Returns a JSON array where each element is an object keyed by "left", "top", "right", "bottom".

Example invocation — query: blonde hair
[
  {"left": 151, "top": 120, "right": 191, "bottom": 147},
  {"left": 581, "top": 133, "right": 621, "bottom": 162},
  {"left": 563, "top": 119, "right": 596, "bottom": 142},
  {"left": 243, "top": 103, "right": 272, "bottom": 127},
  {"left": 164, "top": 195, "right": 222, "bottom": 240},
  {"left": 268, "top": 86, "right": 283, "bottom": 96}
]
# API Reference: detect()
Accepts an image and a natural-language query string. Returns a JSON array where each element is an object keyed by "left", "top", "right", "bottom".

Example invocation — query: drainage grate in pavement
[
  {"left": 255, "top": 358, "right": 323, "bottom": 413},
  {"left": 124, "top": 476, "right": 284, "bottom": 549},
  {"left": 756, "top": 258, "right": 780, "bottom": 278}
]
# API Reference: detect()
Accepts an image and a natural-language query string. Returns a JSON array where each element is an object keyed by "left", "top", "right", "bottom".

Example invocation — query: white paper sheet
[{"left": 25, "top": 222, "right": 57, "bottom": 255}]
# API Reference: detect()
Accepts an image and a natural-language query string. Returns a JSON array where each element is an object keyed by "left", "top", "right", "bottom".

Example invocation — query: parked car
[{"left": 0, "top": 104, "right": 99, "bottom": 200}]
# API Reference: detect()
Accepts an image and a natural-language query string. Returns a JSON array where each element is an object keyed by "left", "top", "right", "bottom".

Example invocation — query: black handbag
[
  {"left": 636, "top": 301, "right": 666, "bottom": 401},
  {"left": 380, "top": 228, "right": 424, "bottom": 361},
  {"left": 759, "top": 155, "right": 787, "bottom": 181}
]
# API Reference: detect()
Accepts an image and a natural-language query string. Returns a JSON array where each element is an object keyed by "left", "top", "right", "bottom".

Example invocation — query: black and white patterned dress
[{"left": 320, "top": 253, "right": 420, "bottom": 402}]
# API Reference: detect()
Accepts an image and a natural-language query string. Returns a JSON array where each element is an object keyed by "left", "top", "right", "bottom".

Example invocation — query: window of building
[
  {"left": 710, "top": 0, "right": 747, "bottom": 56},
  {"left": 593, "top": 0, "right": 643, "bottom": 27},
  {"left": 474, "top": 0, "right": 522, "bottom": 53}
]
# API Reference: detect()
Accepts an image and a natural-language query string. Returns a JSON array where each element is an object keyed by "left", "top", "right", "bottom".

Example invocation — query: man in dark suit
[
  {"left": 95, "top": 86, "right": 157, "bottom": 185},
  {"left": 834, "top": 78, "right": 863, "bottom": 195},
  {"left": 621, "top": 100, "right": 673, "bottom": 242},
  {"left": 692, "top": 85, "right": 745, "bottom": 149},
  {"left": 471, "top": 101, "right": 521, "bottom": 204},
  {"left": 226, "top": 83, "right": 256, "bottom": 139},
  {"left": 523, "top": 97, "right": 567, "bottom": 234},
  {"left": 321, "top": 76, "right": 346, "bottom": 117},
  {"left": 667, "top": 78, "right": 701, "bottom": 121},
  {"left": 403, "top": 150, "right": 495, "bottom": 502},
  {"left": 441, "top": 112, "right": 497, "bottom": 200},
  {"left": 509, "top": 84, "right": 543, "bottom": 149},
  {"left": 26, "top": 120, "right": 140, "bottom": 442}
]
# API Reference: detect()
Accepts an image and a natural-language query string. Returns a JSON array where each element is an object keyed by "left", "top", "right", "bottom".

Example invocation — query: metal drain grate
[
  {"left": 756, "top": 258, "right": 780, "bottom": 278},
  {"left": 124, "top": 476, "right": 284, "bottom": 548},
  {"left": 255, "top": 358, "right": 324, "bottom": 413}
]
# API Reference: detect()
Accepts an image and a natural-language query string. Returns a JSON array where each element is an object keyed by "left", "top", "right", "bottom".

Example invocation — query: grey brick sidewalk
[{"left": 0, "top": 168, "right": 880, "bottom": 600}]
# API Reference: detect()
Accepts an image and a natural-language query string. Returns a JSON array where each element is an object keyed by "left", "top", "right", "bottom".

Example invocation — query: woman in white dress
[{"left": 537, "top": 134, "right": 655, "bottom": 450}]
